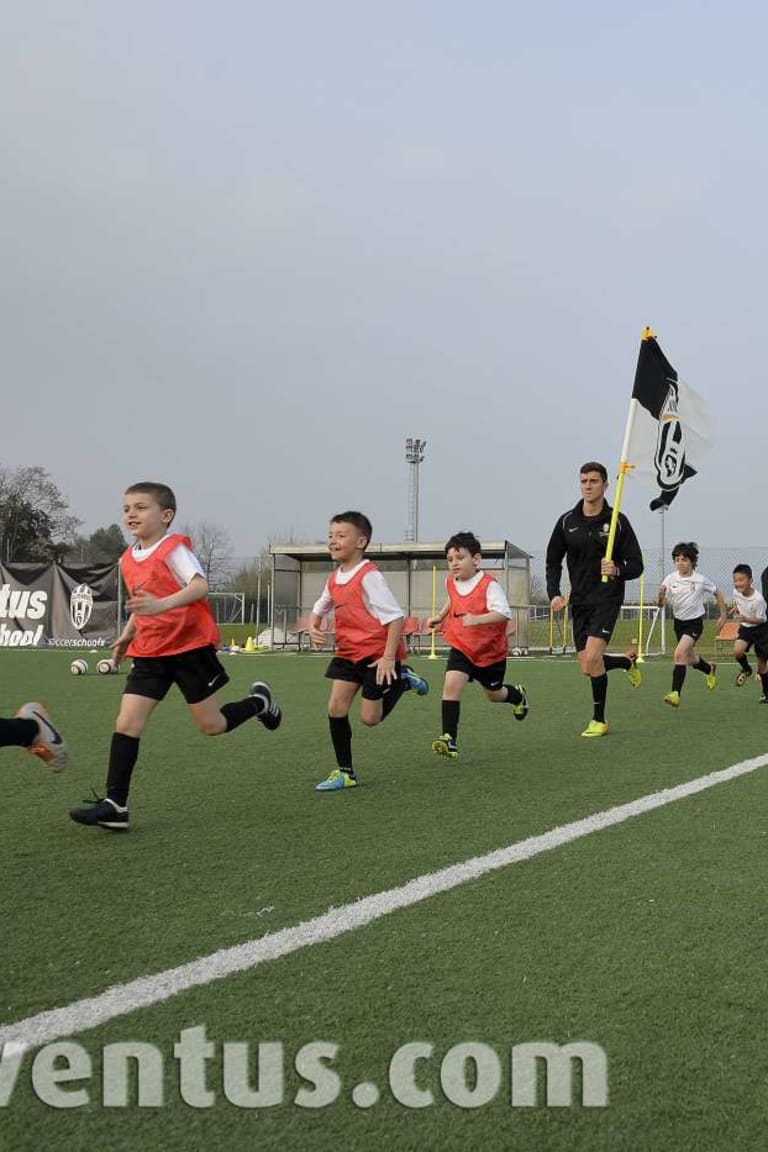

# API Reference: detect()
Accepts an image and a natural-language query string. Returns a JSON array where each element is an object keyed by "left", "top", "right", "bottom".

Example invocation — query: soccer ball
[
  {"left": 70, "top": 658, "right": 89, "bottom": 675},
  {"left": 97, "top": 658, "right": 116, "bottom": 675},
  {"left": 511, "top": 647, "right": 522, "bottom": 657}
]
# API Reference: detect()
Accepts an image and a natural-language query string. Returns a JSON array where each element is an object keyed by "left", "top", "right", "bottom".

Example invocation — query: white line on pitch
[{"left": 3, "top": 753, "right": 768, "bottom": 1052}]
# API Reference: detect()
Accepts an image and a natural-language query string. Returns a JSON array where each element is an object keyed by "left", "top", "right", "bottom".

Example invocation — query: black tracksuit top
[{"left": 545, "top": 500, "right": 644, "bottom": 607}]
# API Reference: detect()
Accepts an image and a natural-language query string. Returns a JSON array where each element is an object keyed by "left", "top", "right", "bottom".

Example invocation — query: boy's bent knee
[{"left": 198, "top": 716, "right": 227, "bottom": 736}]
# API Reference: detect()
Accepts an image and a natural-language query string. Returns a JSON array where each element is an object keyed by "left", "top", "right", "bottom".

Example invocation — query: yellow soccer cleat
[
  {"left": 581, "top": 720, "right": 609, "bottom": 738},
  {"left": 664, "top": 691, "right": 681, "bottom": 708},
  {"left": 432, "top": 734, "right": 458, "bottom": 760},
  {"left": 625, "top": 651, "right": 642, "bottom": 688},
  {"left": 705, "top": 663, "right": 717, "bottom": 691}
]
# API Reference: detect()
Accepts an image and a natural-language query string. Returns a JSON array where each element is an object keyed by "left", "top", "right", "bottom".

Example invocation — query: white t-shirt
[
  {"left": 446, "top": 571, "right": 512, "bottom": 619},
  {"left": 130, "top": 536, "right": 204, "bottom": 589},
  {"left": 732, "top": 588, "right": 768, "bottom": 628},
  {"left": 661, "top": 570, "right": 717, "bottom": 620},
  {"left": 312, "top": 560, "right": 404, "bottom": 625}
]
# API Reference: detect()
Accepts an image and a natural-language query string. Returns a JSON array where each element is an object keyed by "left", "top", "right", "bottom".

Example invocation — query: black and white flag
[{"left": 628, "top": 330, "right": 713, "bottom": 511}]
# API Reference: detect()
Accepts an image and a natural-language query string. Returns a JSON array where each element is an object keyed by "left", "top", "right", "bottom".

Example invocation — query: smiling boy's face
[
  {"left": 123, "top": 491, "right": 173, "bottom": 547},
  {"left": 327, "top": 520, "right": 368, "bottom": 567}
]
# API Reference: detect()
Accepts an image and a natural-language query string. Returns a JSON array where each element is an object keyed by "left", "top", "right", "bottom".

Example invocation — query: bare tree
[
  {"left": 177, "top": 520, "right": 234, "bottom": 587},
  {"left": 0, "top": 465, "right": 81, "bottom": 562}
]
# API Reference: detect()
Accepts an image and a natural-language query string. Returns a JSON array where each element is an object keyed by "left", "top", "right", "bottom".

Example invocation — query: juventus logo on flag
[{"left": 628, "top": 329, "right": 713, "bottom": 511}]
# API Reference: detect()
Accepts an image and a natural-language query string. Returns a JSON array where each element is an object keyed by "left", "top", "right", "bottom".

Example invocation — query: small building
[{"left": 267, "top": 540, "right": 532, "bottom": 650}]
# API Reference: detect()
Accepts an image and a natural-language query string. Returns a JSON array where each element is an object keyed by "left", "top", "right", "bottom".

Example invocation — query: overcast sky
[{"left": 1, "top": 2, "right": 765, "bottom": 560}]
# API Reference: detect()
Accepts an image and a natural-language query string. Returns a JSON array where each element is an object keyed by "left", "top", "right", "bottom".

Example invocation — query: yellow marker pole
[
  {"left": 428, "top": 564, "right": 438, "bottom": 660},
  {"left": 562, "top": 577, "right": 570, "bottom": 653},
  {"left": 548, "top": 604, "right": 554, "bottom": 654},
  {"left": 636, "top": 567, "right": 646, "bottom": 663}
]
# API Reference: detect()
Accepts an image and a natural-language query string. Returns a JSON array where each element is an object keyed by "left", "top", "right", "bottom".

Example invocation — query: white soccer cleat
[{"left": 16, "top": 702, "right": 68, "bottom": 772}]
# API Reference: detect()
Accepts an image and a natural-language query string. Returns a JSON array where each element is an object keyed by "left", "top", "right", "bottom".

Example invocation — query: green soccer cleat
[
  {"left": 664, "top": 691, "right": 681, "bottom": 709},
  {"left": 581, "top": 720, "right": 609, "bottom": 738},
  {"left": 432, "top": 734, "right": 458, "bottom": 759},
  {"left": 512, "top": 685, "right": 529, "bottom": 721},
  {"left": 705, "top": 663, "right": 717, "bottom": 691},
  {"left": 315, "top": 768, "right": 358, "bottom": 792},
  {"left": 625, "top": 652, "right": 642, "bottom": 688}
]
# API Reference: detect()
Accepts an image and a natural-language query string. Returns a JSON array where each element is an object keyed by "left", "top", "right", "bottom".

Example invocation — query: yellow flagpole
[
  {"left": 548, "top": 604, "right": 554, "bottom": 654},
  {"left": 429, "top": 564, "right": 438, "bottom": 660},
  {"left": 603, "top": 326, "right": 656, "bottom": 582}
]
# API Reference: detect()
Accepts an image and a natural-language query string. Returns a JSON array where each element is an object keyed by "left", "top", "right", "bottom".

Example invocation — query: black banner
[{"left": 0, "top": 562, "right": 119, "bottom": 647}]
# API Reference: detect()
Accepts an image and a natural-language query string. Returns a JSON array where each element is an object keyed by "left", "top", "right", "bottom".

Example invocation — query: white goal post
[{"left": 207, "top": 591, "right": 245, "bottom": 626}]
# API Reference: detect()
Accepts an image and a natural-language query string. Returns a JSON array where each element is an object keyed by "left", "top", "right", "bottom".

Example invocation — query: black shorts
[
  {"left": 570, "top": 602, "right": 621, "bottom": 653},
  {"left": 446, "top": 647, "right": 507, "bottom": 690},
  {"left": 125, "top": 645, "right": 230, "bottom": 705},
  {"left": 738, "top": 623, "right": 768, "bottom": 655},
  {"left": 673, "top": 616, "right": 705, "bottom": 642},
  {"left": 325, "top": 655, "right": 403, "bottom": 701}
]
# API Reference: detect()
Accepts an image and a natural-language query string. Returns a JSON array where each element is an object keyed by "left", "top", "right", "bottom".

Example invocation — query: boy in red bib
[
  {"left": 426, "top": 532, "right": 527, "bottom": 759},
  {"left": 309, "top": 511, "right": 429, "bottom": 792},
  {"left": 69, "top": 482, "right": 281, "bottom": 831}
]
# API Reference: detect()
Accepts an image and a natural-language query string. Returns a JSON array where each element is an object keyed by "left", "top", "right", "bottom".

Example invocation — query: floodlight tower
[{"left": 404, "top": 437, "right": 426, "bottom": 542}]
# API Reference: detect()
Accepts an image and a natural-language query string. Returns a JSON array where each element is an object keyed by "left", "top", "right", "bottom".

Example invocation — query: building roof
[{"left": 270, "top": 540, "right": 531, "bottom": 563}]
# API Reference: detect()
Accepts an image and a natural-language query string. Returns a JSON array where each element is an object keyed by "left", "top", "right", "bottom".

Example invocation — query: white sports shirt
[
  {"left": 732, "top": 588, "right": 768, "bottom": 627},
  {"left": 661, "top": 570, "right": 717, "bottom": 620}
]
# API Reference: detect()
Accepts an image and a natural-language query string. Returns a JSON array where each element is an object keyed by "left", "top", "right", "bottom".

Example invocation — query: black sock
[
  {"left": 106, "top": 733, "right": 140, "bottom": 807},
  {"left": 693, "top": 658, "right": 712, "bottom": 675},
  {"left": 603, "top": 654, "right": 630, "bottom": 672},
  {"left": 672, "top": 665, "right": 686, "bottom": 693},
  {"left": 737, "top": 655, "right": 752, "bottom": 672},
  {"left": 329, "top": 716, "right": 353, "bottom": 770},
  {"left": 760, "top": 673, "right": 768, "bottom": 695},
  {"left": 503, "top": 684, "right": 523, "bottom": 705},
  {"left": 441, "top": 700, "right": 461, "bottom": 740},
  {"left": 0, "top": 717, "right": 38, "bottom": 748},
  {"left": 591, "top": 674, "right": 607, "bottom": 723},
  {"left": 220, "top": 696, "right": 262, "bottom": 732},
  {"left": 381, "top": 677, "right": 406, "bottom": 720}
]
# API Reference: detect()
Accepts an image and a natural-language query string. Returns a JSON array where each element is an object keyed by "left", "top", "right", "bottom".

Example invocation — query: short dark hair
[
  {"left": 733, "top": 563, "right": 753, "bottom": 579},
  {"left": 672, "top": 541, "right": 699, "bottom": 567},
  {"left": 125, "top": 482, "right": 176, "bottom": 518},
  {"left": 444, "top": 531, "right": 482, "bottom": 558},
  {"left": 330, "top": 511, "right": 373, "bottom": 549},
  {"left": 580, "top": 461, "right": 608, "bottom": 482}
]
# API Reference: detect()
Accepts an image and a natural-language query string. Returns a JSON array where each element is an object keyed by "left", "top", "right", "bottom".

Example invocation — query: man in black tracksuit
[{"left": 546, "top": 461, "right": 644, "bottom": 737}]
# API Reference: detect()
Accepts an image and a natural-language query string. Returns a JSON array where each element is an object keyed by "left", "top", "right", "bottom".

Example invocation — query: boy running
[
  {"left": 657, "top": 542, "right": 726, "bottom": 707},
  {"left": 426, "top": 531, "right": 527, "bottom": 760},
  {"left": 69, "top": 482, "right": 281, "bottom": 831},
  {"left": 309, "top": 511, "right": 428, "bottom": 792},
  {"left": 730, "top": 564, "right": 768, "bottom": 700}
]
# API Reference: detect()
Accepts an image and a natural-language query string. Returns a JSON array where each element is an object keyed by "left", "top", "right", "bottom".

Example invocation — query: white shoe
[{"left": 16, "top": 702, "right": 68, "bottom": 772}]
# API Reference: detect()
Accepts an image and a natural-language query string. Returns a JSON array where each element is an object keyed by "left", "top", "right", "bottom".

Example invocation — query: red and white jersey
[
  {"left": 121, "top": 532, "right": 219, "bottom": 657},
  {"left": 315, "top": 559, "right": 406, "bottom": 663},
  {"left": 443, "top": 572, "right": 510, "bottom": 666}
]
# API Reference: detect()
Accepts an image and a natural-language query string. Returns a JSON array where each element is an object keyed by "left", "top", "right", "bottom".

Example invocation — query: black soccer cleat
[
  {"left": 250, "top": 681, "right": 282, "bottom": 730},
  {"left": 70, "top": 795, "right": 129, "bottom": 831}
]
